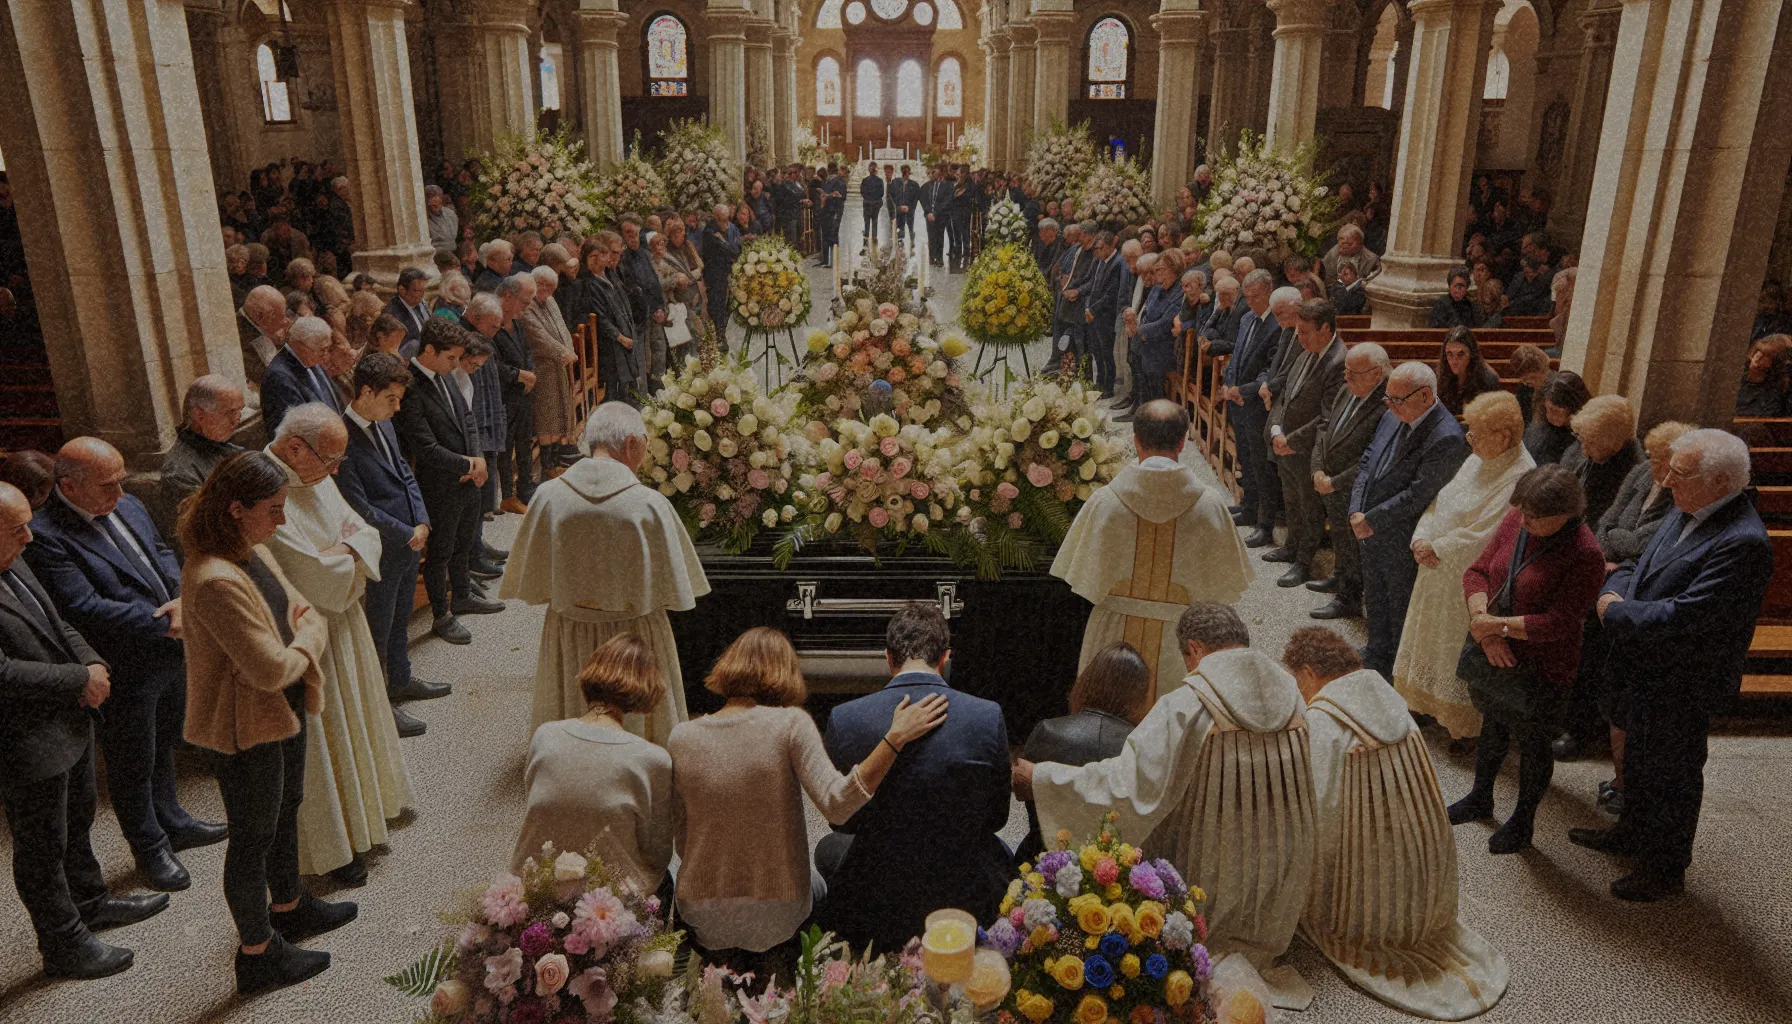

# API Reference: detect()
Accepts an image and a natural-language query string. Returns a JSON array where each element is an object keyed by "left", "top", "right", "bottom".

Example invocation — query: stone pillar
[
  {"left": 186, "top": 6, "right": 242, "bottom": 193},
  {"left": 1031, "top": 9, "right": 1077, "bottom": 133},
  {"left": 1552, "top": 0, "right": 1621, "bottom": 247},
  {"left": 745, "top": 20, "right": 774, "bottom": 164},
  {"left": 707, "top": 2, "right": 749, "bottom": 164},
  {"left": 1319, "top": 1, "right": 1362, "bottom": 108},
  {"left": 1561, "top": 0, "right": 1792, "bottom": 428},
  {"left": 1206, "top": 22, "right": 1251, "bottom": 153},
  {"left": 983, "top": 33, "right": 1011, "bottom": 168},
  {"left": 1152, "top": 5, "right": 1208, "bottom": 209},
  {"left": 1245, "top": 15, "right": 1276, "bottom": 135},
  {"left": 1388, "top": 16, "right": 1416, "bottom": 121},
  {"left": 327, "top": 0, "right": 435, "bottom": 287},
  {"left": 1363, "top": 0, "right": 1497, "bottom": 327},
  {"left": 772, "top": 28, "right": 798, "bottom": 163},
  {"left": 1263, "top": 0, "right": 1330, "bottom": 154},
  {"left": 437, "top": 0, "right": 536, "bottom": 160},
  {"left": 0, "top": 0, "right": 241, "bottom": 461},
  {"left": 575, "top": 3, "right": 626, "bottom": 168},
  {"left": 1007, "top": 23, "right": 1038, "bottom": 166}
]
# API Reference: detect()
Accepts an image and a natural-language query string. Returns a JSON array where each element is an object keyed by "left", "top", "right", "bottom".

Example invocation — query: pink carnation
[
  {"left": 910, "top": 481, "right": 931, "bottom": 500},
  {"left": 996, "top": 481, "right": 1020, "bottom": 500},
  {"left": 843, "top": 449, "right": 863, "bottom": 470},
  {"left": 747, "top": 468, "right": 771, "bottom": 490},
  {"left": 1069, "top": 440, "right": 1087, "bottom": 460},
  {"left": 867, "top": 507, "right": 890, "bottom": 528},
  {"left": 833, "top": 343, "right": 852, "bottom": 359},
  {"left": 671, "top": 448, "right": 691, "bottom": 472},
  {"left": 711, "top": 398, "right": 730, "bottom": 417},
  {"left": 480, "top": 874, "right": 528, "bottom": 928},
  {"left": 879, "top": 436, "right": 901, "bottom": 458},
  {"left": 699, "top": 503, "right": 718, "bottom": 523},
  {"left": 1008, "top": 512, "right": 1024, "bottom": 529},
  {"left": 887, "top": 367, "right": 908, "bottom": 384},
  {"left": 1009, "top": 906, "right": 1027, "bottom": 928},
  {"left": 1093, "top": 856, "right": 1121, "bottom": 886},
  {"left": 1026, "top": 463, "right": 1054, "bottom": 488},
  {"left": 909, "top": 356, "right": 927, "bottom": 374},
  {"left": 890, "top": 457, "right": 912, "bottom": 479}
]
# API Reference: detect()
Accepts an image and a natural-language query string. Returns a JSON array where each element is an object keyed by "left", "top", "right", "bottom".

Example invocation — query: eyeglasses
[
  {"left": 299, "top": 436, "right": 347, "bottom": 469},
  {"left": 1384, "top": 385, "right": 1432, "bottom": 407}
]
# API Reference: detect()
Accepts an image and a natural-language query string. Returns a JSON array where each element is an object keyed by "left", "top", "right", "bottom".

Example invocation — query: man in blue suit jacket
[
  {"left": 383, "top": 267, "right": 432, "bottom": 347},
  {"left": 1348, "top": 362, "right": 1467, "bottom": 678},
  {"left": 1222, "top": 271, "right": 1285, "bottom": 544},
  {"left": 260, "top": 314, "right": 343, "bottom": 434},
  {"left": 817, "top": 603, "right": 1013, "bottom": 954},
  {"left": 24, "top": 438, "right": 225, "bottom": 892},
  {"left": 336, "top": 352, "right": 449, "bottom": 739},
  {"left": 1571, "top": 430, "right": 1773, "bottom": 900}
]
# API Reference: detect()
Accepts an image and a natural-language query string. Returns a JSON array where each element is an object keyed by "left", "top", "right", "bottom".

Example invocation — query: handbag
[{"left": 1456, "top": 524, "right": 1570, "bottom": 725}]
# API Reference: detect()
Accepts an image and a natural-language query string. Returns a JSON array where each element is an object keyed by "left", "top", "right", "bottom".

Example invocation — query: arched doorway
[{"left": 801, "top": 0, "right": 980, "bottom": 156}]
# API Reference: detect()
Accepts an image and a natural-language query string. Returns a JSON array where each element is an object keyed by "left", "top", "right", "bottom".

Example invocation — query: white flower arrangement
[
  {"left": 1074, "top": 155, "right": 1155, "bottom": 231},
  {"left": 948, "top": 376, "right": 1126, "bottom": 542},
  {"left": 795, "top": 120, "right": 829, "bottom": 170},
  {"left": 656, "top": 119, "right": 742, "bottom": 214},
  {"left": 797, "top": 416, "right": 965, "bottom": 544},
  {"left": 468, "top": 126, "right": 605, "bottom": 242},
  {"left": 1194, "top": 130, "right": 1339, "bottom": 264},
  {"left": 985, "top": 197, "right": 1030, "bottom": 247},
  {"left": 728, "top": 237, "right": 811, "bottom": 331},
  {"left": 944, "top": 123, "right": 985, "bottom": 170},
  {"left": 597, "top": 135, "right": 669, "bottom": 218},
  {"left": 1024, "top": 119, "right": 1098, "bottom": 205}
]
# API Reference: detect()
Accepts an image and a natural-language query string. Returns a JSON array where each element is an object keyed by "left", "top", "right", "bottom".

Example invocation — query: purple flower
[
  {"left": 1193, "top": 944, "right": 1212, "bottom": 982},
  {"left": 985, "top": 918, "right": 1022, "bottom": 957},
  {"left": 1153, "top": 859, "right": 1187, "bottom": 898},
  {"left": 508, "top": 998, "right": 549, "bottom": 1024},
  {"left": 1037, "top": 850, "right": 1072, "bottom": 878},
  {"left": 1129, "top": 863, "right": 1166, "bottom": 901},
  {"left": 519, "top": 922, "right": 555, "bottom": 960}
]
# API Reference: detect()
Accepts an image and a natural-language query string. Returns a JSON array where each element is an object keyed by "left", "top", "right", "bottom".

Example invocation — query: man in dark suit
[
  {"left": 0, "top": 482, "right": 166, "bottom": 979},
  {"left": 1348, "top": 362, "right": 1469, "bottom": 677},
  {"left": 336, "top": 352, "right": 447, "bottom": 739},
  {"left": 817, "top": 602, "right": 1012, "bottom": 953},
  {"left": 1223, "top": 271, "right": 1283, "bottom": 546},
  {"left": 921, "top": 165, "right": 949, "bottom": 266},
  {"left": 889, "top": 164, "right": 919, "bottom": 247},
  {"left": 1052, "top": 225, "right": 1096, "bottom": 363},
  {"left": 859, "top": 160, "right": 886, "bottom": 244},
  {"left": 394, "top": 319, "right": 494, "bottom": 645},
  {"left": 1083, "top": 232, "right": 1124, "bottom": 398},
  {"left": 24, "top": 438, "right": 225, "bottom": 892},
  {"left": 1571, "top": 430, "right": 1774, "bottom": 900},
  {"left": 1307, "top": 342, "right": 1389, "bottom": 619},
  {"left": 481, "top": 277, "right": 539, "bottom": 512},
  {"left": 819, "top": 163, "right": 847, "bottom": 266},
  {"left": 383, "top": 267, "right": 432, "bottom": 348},
  {"left": 776, "top": 161, "right": 809, "bottom": 244},
  {"left": 472, "top": 238, "right": 516, "bottom": 293},
  {"left": 1265, "top": 299, "right": 1348, "bottom": 589},
  {"left": 700, "top": 205, "right": 742, "bottom": 342},
  {"left": 260, "top": 314, "right": 343, "bottom": 432}
]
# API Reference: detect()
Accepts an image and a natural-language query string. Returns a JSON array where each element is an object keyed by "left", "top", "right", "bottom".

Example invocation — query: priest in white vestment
[
  {"left": 264, "top": 405, "right": 415, "bottom": 880},
  {"left": 1284, "top": 627, "right": 1509, "bottom": 1020},
  {"left": 1392, "top": 392, "right": 1534, "bottom": 739},
  {"left": 500, "top": 403, "right": 709, "bottom": 746},
  {"left": 1015, "top": 602, "right": 1316, "bottom": 1010},
  {"left": 1052, "top": 400, "right": 1253, "bottom": 702}
]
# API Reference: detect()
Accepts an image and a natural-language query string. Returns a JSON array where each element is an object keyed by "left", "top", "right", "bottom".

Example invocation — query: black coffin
[{"left": 669, "top": 538, "right": 1092, "bottom": 740}]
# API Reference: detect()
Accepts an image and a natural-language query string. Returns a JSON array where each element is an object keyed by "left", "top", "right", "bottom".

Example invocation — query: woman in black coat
[
  {"left": 1524, "top": 370, "right": 1591, "bottom": 465},
  {"left": 1558, "top": 393, "right": 1642, "bottom": 526},
  {"left": 1427, "top": 266, "right": 1480, "bottom": 328},
  {"left": 1436, "top": 325, "right": 1503, "bottom": 416}
]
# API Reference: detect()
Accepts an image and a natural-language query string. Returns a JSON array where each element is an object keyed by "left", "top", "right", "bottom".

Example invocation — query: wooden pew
[
  {"left": 1174, "top": 327, "right": 1241, "bottom": 501},
  {"left": 1502, "top": 315, "right": 1552, "bottom": 329},
  {"left": 1337, "top": 314, "right": 1372, "bottom": 330},
  {"left": 1742, "top": 528, "right": 1792, "bottom": 695}
]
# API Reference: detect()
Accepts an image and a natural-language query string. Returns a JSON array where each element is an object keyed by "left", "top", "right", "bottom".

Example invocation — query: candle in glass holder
[
  {"left": 921, "top": 909, "right": 975, "bottom": 985},
  {"left": 963, "top": 949, "right": 1012, "bottom": 1012}
]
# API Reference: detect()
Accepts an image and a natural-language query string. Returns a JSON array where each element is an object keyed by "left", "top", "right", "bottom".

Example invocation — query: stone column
[
  {"left": 772, "top": 28, "right": 798, "bottom": 163},
  {"left": 437, "top": 0, "right": 537, "bottom": 160},
  {"left": 1263, "top": 0, "right": 1330, "bottom": 154},
  {"left": 0, "top": 0, "right": 241, "bottom": 461},
  {"left": 745, "top": 20, "right": 775, "bottom": 164},
  {"left": 1363, "top": 0, "right": 1497, "bottom": 327},
  {"left": 1151, "top": 4, "right": 1208, "bottom": 209},
  {"left": 1007, "top": 23, "right": 1038, "bottom": 167},
  {"left": 1551, "top": 0, "right": 1621, "bottom": 246},
  {"left": 1031, "top": 8, "right": 1077, "bottom": 133},
  {"left": 575, "top": 3, "right": 626, "bottom": 168},
  {"left": 1245, "top": 15, "right": 1276, "bottom": 135},
  {"left": 707, "top": 2, "right": 749, "bottom": 164},
  {"left": 1388, "top": 15, "right": 1415, "bottom": 120},
  {"left": 186, "top": 6, "right": 242, "bottom": 193},
  {"left": 1206, "top": 22, "right": 1251, "bottom": 153},
  {"left": 982, "top": 33, "right": 1011, "bottom": 168},
  {"left": 1561, "top": 0, "right": 1792, "bottom": 427},
  {"left": 326, "top": 0, "right": 435, "bottom": 287},
  {"left": 1319, "top": 1, "right": 1362, "bottom": 108}
]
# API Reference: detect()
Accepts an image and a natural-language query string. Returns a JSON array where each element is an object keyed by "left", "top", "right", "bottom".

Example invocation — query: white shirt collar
[
  {"left": 409, "top": 358, "right": 439, "bottom": 382},
  {"left": 344, "top": 406, "right": 376, "bottom": 431},
  {"left": 54, "top": 488, "right": 100, "bottom": 524},
  {"left": 1139, "top": 455, "right": 1182, "bottom": 470}
]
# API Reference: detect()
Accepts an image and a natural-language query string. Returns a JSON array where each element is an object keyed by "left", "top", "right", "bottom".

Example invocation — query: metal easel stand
[{"left": 743, "top": 326, "right": 801, "bottom": 391}]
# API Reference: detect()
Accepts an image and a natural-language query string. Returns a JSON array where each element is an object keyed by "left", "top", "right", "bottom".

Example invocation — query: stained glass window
[
  {"left": 856, "top": 58, "right": 882, "bottom": 117},
  {"left": 872, "top": 0, "right": 908, "bottom": 19},
  {"left": 256, "top": 42, "right": 293, "bottom": 124},
  {"left": 816, "top": 0, "right": 843, "bottom": 29},
  {"left": 816, "top": 56, "right": 842, "bottom": 115},
  {"left": 936, "top": 56, "right": 962, "bottom": 117},
  {"left": 647, "top": 14, "right": 688, "bottom": 96},
  {"left": 937, "top": 0, "right": 962, "bottom": 29},
  {"left": 1088, "top": 17, "right": 1129, "bottom": 83},
  {"left": 896, "top": 59, "right": 923, "bottom": 117}
]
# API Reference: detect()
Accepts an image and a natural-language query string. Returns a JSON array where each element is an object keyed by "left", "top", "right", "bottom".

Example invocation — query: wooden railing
[{"left": 1170, "top": 327, "right": 1241, "bottom": 502}]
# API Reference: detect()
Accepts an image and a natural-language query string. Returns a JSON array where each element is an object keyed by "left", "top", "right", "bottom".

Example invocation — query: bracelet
[{"left": 880, "top": 736, "right": 900, "bottom": 755}]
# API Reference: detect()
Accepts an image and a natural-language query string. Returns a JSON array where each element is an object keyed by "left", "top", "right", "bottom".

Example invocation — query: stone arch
[{"left": 1481, "top": 0, "right": 1539, "bottom": 169}]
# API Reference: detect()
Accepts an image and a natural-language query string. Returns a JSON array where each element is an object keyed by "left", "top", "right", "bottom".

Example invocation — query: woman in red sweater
[{"left": 1449, "top": 464, "right": 1607, "bottom": 853}]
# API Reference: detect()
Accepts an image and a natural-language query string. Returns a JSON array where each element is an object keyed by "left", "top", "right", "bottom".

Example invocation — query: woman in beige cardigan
[
  {"left": 522, "top": 264, "right": 581, "bottom": 473},
  {"left": 179, "top": 451, "right": 354, "bottom": 996}
]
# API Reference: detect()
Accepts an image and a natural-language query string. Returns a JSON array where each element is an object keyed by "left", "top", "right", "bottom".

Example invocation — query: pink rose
[
  {"left": 711, "top": 398, "right": 730, "bottom": 417},
  {"left": 879, "top": 436, "right": 901, "bottom": 458},
  {"left": 672, "top": 448, "right": 691, "bottom": 472},
  {"left": 1026, "top": 463, "right": 1054, "bottom": 488},
  {"left": 859, "top": 460, "right": 881, "bottom": 480},
  {"left": 911, "top": 481, "right": 931, "bottom": 500},
  {"left": 747, "top": 468, "right": 771, "bottom": 490},
  {"left": 1008, "top": 512, "right": 1025, "bottom": 529},
  {"left": 815, "top": 472, "right": 833, "bottom": 488},
  {"left": 535, "top": 953, "right": 570, "bottom": 995},
  {"left": 844, "top": 449, "right": 863, "bottom": 470},
  {"left": 828, "top": 486, "right": 847, "bottom": 503},
  {"left": 1069, "top": 440, "right": 1087, "bottom": 460},
  {"left": 878, "top": 303, "right": 900, "bottom": 320},
  {"left": 890, "top": 457, "right": 912, "bottom": 479},
  {"left": 1009, "top": 906, "right": 1027, "bottom": 928},
  {"left": 996, "top": 482, "right": 1020, "bottom": 500},
  {"left": 868, "top": 507, "right": 890, "bottom": 528},
  {"left": 890, "top": 338, "right": 912, "bottom": 357}
]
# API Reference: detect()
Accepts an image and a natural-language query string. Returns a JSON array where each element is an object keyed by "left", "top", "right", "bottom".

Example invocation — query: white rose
[
  {"left": 672, "top": 472, "right": 694, "bottom": 493},
  {"left": 693, "top": 429, "right": 713, "bottom": 452},
  {"left": 693, "top": 409, "right": 714, "bottom": 428},
  {"left": 552, "top": 850, "right": 588, "bottom": 881},
  {"left": 762, "top": 508, "right": 779, "bottom": 528}
]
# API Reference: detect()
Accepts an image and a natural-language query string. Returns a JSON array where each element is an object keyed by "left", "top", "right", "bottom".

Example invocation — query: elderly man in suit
[
  {"left": 1349, "top": 362, "right": 1469, "bottom": 678},
  {"left": 336, "top": 352, "right": 447, "bottom": 740},
  {"left": 817, "top": 602, "right": 1012, "bottom": 954},
  {"left": 1308, "top": 342, "right": 1390, "bottom": 619},
  {"left": 1571, "top": 430, "right": 1774, "bottom": 901},
  {"left": 1084, "top": 231, "right": 1125, "bottom": 398},
  {"left": 700, "top": 205, "right": 742, "bottom": 343},
  {"left": 473, "top": 238, "right": 515, "bottom": 293},
  {"left": 261, "top": 315, "right": 343, "bottom": 432},
  {"left": 26, "top": 438, "right": 227, "bottom": 892},
  {"left": 239, "top": 282, "right": 290, "bottom": 386},
  {"left": 383, "top": 267, "right": 432, "bottom": 348},
  {"left": 0, "top": 481, "right": 167, "bottom": 980},
  {"left": 484, "top": 274, "right": 539, "bottom": 513},
  {"left": 157, "top": 375, "right": 245, "bottom": 538},
  {"left": 1223, "top": 271, "right": 1285, "bottom": 546},
  {"left": 1265, "top": 299, "right": 1348, "bottom": 589}
]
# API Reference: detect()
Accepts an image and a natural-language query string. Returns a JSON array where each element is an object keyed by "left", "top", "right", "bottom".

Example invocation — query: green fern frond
[{"left": 384, "top": 944, "right": 457, "bottom": 997}]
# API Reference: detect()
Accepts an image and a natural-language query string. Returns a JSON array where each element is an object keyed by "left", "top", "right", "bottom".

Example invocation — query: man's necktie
[
  {"left": 310, "top": 366, "right": 342, "bottom": 413},
  {"left": 99, "top": 514, "right": 172, "bottom": 605},
  {"left": 4, "top": 568, "right": 51, "bottom": 633},
  {"left": 371, "top": 421, "right": 399, "bottom": 475}
]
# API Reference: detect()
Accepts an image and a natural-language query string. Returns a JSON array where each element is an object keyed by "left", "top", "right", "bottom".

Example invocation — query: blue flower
[
  {"left": 1144, "top": 953, "right": 1169, "bottom": 980},
  {"left": 1083, "top": 954, "right": 1115, "bottom": 989},
  {"left": 1099, "top": 932, "right": 1129, "bottom": 960}
]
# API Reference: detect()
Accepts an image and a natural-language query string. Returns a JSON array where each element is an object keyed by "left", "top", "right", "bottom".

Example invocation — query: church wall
[
  {"left": 217, "top": 7, "right": 343, "bottom": 190},
  {"left": 793, "top": 2, "right": 983, "bottom": 157},
  {"left": 617, "top": 0, "right": 711, "bottom": 99}
]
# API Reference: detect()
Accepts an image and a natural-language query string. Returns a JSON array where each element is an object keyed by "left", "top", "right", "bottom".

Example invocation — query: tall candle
[{"left": 886, "top": 125, "right": 892, "bottom": 150}]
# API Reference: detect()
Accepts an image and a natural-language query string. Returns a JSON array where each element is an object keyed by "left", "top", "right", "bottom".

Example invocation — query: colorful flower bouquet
[
  {"left": 1194, "top": 130, "right": 1339, "bottom": 264},
  {"left": 468, "top": 126, "right": 606, "bottom": 242},
  {"left": 657, "top": 118, "right": 743, "bottom": 213},
  {"left": 986, "top": 198, "right": 1031, "bottom": 247},
  {"left": 795, "top": 414, "right": 965, "bottom": 550},
  {"left": 796, "top": 120, "right": 830, "bottom": 169},
  {"left": 729, "top": 236, "right": 811, "bottom": 331},
  {"left": 961, "top": 244, "right": 1055, "bottom": 351},
  {"left": 986, "top": 815, "right": 1213, "bottom": 1024},
  {"left": 384, "top": 843, "right": 681, "bottom": 1023},
  {"left": 640, "top": 354, "right": 805, "bottom": 551},
  {"left": 801, "top": 298, "right": 964, "bottom": 426},
  {"left": 1025, "top": 120, "right": 1098, "bottom": 205},
  {"left": 597, "top": 136, "right": 670, "bottom": 218},
  {"left": 1074, "top": 156, "right": 1154, "bottom": 233}
]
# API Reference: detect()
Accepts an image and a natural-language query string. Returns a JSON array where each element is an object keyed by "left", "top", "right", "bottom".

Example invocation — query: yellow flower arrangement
[
  {"left": 728, "top": 236, "right": 809, "bottom": 330},
  {"left": 960, "top": 242, "right": 1053, "bottom": 349}
]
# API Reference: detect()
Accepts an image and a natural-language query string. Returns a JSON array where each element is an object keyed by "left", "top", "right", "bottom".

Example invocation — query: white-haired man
[
  {"left": 1571, "top": 429, "right": 1773, "bottom": 901},
  {"left": 240, "top": 283, "right": 291, "bottom": 384},
  {"left": 500, "top": 402, "right": 710, "bottom": 746},
  {"left": 1321, "top": 223, "right": 1381, "bottom": 284},
  {"left": 473, "top": 238, "right": 515, "bottom": 294},
  {"left": 425, "top": 185, "right": 458, "bottom": 255},
  {"left": 1308, "top": 342, "right": 1390, "bottom": 619},
  {"left": 262, "top": 315, "right": 343, "bottom": 432},
  {"left": 263, "top": 403, "right": 414, "bottom": 887}
]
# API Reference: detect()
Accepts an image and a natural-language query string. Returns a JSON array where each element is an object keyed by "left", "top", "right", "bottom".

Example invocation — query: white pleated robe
[
  {"left": 262, "top": 455, "right": 415, "bottom": 876},
  {"left": 1303, "top": 670, "right": 1509, "bottom": 1020},
  {"left": 1051, "top": 457, "right": 1254, "bottom": 703},
  {"left": 1034, "top": 648, "right": 1317, "bottom": 1009},
  {"left": 498, "top": 456, "right": 710, "bottom": 746}
]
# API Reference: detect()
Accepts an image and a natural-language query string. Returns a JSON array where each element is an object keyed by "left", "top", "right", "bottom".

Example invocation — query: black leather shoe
[
  {"left": 1227, "top": 503, "right": 1245, "bottom": 516},
  {"left": 326, "top": 857, "right": 369, "bottom": 888},
  {"left": 1568, "top": 826, "right": 1642, "bottom": 856},
  {"left": 1306, "top": 576, "right": 1338, "bottom": 594},
  {"left": 1611, "top": 870, "right": 1685, "bottom": 902},
  {"left": 236, "top": 932, "right": 330, "bottom": 995},
  {"left": 168, "top": 820, "right": 228, "bottom": 852},
  {"left": 1309, "top": 596, "right": 1357, "bottom": 620},
  {"left": 85, "top": 892, "right": 170, "bottom": 930},
  {"left": 44, "top": 935, "right": 134, "bottom": 980},
  {"left": 1245, "top": 528, "right": 1274, "bottom": 548},
  {"left": 432, "top": 615, "right": 472, "bottom": 645},
  {"left": 1262, "top": 546, "right": 1296, "bottom": 564},
  {"left": 390, "top": 678, "right": 451, "bottom": 702},
  {"left": 393, "top": 706, "right": 426, "bottom": 738},
  {"left": 1488, "top": 816, "right": 1533, "bottom": 854},
  {"left": 1277, "top": 565, "right": 1310, "bottom": 588},
  {"left": 136, "top": 848, "right": 190, "bottom": 892},
  {"left": 1551, "top": 732, "right": 1582, "bottom": 760},
  {"left": 452, "top": 596, "right": 505, "bottom": 615},
  {"left": 482, "top": 543, "right": 509, "bottom": 561},
  {"left": 272, "top": 892, "right": 359, "bottom": 941},
  {"left": 1447, "top": 794, "right": 1494, "bottom": 825},
  {"left": 469, "top": 560, "right": 504, "bottom": 579},
  {"left": 1231, "top": 512, "right": 1256, "bottom": 527}
]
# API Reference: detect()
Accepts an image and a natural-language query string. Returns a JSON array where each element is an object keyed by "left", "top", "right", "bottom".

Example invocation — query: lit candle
[{"left": 886, "top": 125, "right": 892, "bottom": 150}]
